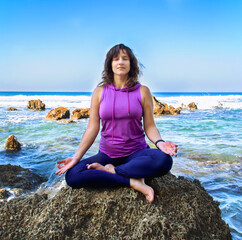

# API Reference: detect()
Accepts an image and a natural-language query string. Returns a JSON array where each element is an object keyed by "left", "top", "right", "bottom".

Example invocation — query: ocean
[{"left": 0, "top": 91, "right": 241, "bottom": 239}]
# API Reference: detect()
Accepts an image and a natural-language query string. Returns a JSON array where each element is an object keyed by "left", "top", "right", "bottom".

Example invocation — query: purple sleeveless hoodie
[{"left": 99, "top": 83, "right": 148, "bottom": 158}]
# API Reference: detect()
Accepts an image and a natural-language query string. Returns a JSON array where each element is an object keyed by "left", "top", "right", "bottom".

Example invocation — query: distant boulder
[
  {"left": 27, "top": 100, "right": 45, "bottom": 110},
  {"left": 7, "top": 107, "right": 18, "bottom": 111},
  {"left": 71, "top": 108, "right": 90, "bottom": 120},
  {"left": 5, "top": 135, "right": 21, "bottom": 152},
  {"left": 188, "top": 102, "right": 198, "bottom": 110},
  {"left": 152, "top": 96, "right": 181, "bottom": 115},
  {"left": 45, "top": 107, "right": 70, "bottom": 120}
]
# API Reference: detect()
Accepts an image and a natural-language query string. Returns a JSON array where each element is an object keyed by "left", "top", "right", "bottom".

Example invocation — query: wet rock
[
  {"left": 152, "top": 96, "right": 181, "bottom": 115},
  {"left": 0, "top": 188, "right": 10, "bottom": 199},
  {"left": 0, "top": 173, "right": 232, "bottom": 239},
  {"left": 5, "top": 135, "right": 21, "bottom": 152},
  {"left": 0, "top": 164, "right": 47, "bottom": 191},
  {"left": 12, "top": 188, "right": 24, "bottom": 196},
  {"left": 188, "top": 102, "right": 198, "bottom": 110},
  {"left": 27, "top": 100, "right": 45, "bottom": 110},
  {"left": 7, "top": 107, "right": 18, "bottom": 111},
  {"left": 58, "top": 119, "right": 74, "bottom": 124},
  {"left": 213, "top": 102, "right": 223, "bottom": 109},
  {"left": 71, "top": 108, "right": 90, "bottom": 120},
  {"left": 181, "top": 103, "right": 188, "bottom": 110},
  {"left": 45, "top": 107, "right": 70, "bottom": 120}
]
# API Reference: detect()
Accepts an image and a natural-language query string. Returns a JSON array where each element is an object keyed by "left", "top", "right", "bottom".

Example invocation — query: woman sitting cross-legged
[{"left": 56, "top": 44, "right": 177, "bottom": 203}]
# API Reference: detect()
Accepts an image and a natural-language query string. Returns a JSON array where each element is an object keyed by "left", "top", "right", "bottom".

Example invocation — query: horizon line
[{"left": 0, "top": 90, "right": 241, "bottom": 93}]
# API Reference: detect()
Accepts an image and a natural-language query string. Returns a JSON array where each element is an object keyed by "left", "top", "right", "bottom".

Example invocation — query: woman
[{"left": 56, "top": 44, "right": 177, "bottom": 203}]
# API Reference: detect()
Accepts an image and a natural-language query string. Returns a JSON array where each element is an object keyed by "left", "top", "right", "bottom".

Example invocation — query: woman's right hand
[{"left": 55, "top": 157, "right": 77, "bottom": 176}]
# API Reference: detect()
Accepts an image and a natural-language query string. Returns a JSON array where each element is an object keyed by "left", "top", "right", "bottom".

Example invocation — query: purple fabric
[{"left": 99, "top": 83, "right": 148, "bottom": 158}]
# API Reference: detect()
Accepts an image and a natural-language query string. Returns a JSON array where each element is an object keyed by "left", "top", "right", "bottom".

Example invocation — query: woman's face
[{"left": 111, "top": 49, "right": 130, "bottom": 78}]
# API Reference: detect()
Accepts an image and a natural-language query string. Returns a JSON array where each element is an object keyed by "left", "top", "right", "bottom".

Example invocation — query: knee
[
  {"left": 65, "top": 169, "right": 76, "bottom": 188},
  {"left": 156, "top": 152, "right": 173, "bottom": 173},
  {"left": 65, "top": 162, "right": 86, "bottom": 188}
]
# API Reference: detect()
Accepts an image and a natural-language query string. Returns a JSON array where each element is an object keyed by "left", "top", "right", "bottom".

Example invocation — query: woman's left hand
[{"left": 156, "top": 141, "right": 178, "bottom": 157}]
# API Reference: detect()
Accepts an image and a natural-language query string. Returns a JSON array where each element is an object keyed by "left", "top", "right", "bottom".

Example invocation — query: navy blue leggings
[{"left": 65, "top": 147, "right": 173, "bottom": 188}]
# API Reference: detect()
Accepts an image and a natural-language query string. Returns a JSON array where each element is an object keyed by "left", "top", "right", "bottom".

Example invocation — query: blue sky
[{"left": 0, "top": 0, "right": 241, "bottom": 92}]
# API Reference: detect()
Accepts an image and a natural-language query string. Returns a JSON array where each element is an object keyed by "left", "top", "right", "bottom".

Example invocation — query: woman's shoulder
[
  {"left": 93, "top": 85, "right": 104, "bottom": 93},
  {"left": 92, "top": 86, "right": 104, "bottom": 102},
  {"left": 140, "top": 85, "right": 152, "bottom": 96}
]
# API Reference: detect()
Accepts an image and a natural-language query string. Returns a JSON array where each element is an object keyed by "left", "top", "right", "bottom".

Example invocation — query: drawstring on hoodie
[
  {"left": 126, "top": 90, "right": 130, "bottom": 116},
  {"left": 112, "top": 89, "right": 116, "bottom": 143}
]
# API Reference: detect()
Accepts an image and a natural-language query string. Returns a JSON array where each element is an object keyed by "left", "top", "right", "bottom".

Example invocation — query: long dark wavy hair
[{"left": 98, "top": 44, "right": 141, "bottom": 88}]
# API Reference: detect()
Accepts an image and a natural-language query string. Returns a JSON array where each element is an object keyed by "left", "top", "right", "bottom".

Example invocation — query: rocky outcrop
[
  {"left": 71, "top": 108, "right": 90, "bottom": 120},
  {"left": 45, "top": 107, "right": 70, "bottom": 120},
  {"left": 5, "top": 135, "right": 21, "bottom": 151},
  {"left": 152, "top": 96, "right": 181, "bottom": 115},
  {"left": 27, "top": 100, "right": 45, "bottom": 110},
  {"left": 188, "top": 102, "right": 198, "bottom": 110},
  {"left": 0, "top": 174, "right": 231, "bottom": 239},
  {"left": 7, "top": 107, "right": 18, "bottom": 111},
  {"left": 0, "top": 164, "right": 47, "bottom": 191}
]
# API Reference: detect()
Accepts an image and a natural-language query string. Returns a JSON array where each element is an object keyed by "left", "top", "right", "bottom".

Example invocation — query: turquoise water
[{"left": 0, "top": 92, "right": 241, "bottom": 239}]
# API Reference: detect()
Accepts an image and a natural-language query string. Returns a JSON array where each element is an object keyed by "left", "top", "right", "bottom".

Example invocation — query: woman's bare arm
[
  {"left": 56, "top": 86, "right": 103, "bottom": 175},
  {"left": 72, "top": 86, "right": 102, "bottom": 161},
  {"left": 140, "top": 85, "right": 177, "bottom": 156}
]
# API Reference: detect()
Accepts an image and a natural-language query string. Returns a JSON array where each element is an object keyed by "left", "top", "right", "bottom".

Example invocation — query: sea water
[{"left": 0, "top": 91, "right": 241, "bottom": 239}]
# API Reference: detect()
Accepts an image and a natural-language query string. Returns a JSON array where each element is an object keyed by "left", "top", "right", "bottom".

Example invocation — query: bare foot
[
  {"left": 104, "top": 164, "right": 115, "bottom": 174},
  {"left": 87, "top": 163, "right": 115, "bottom": 174},
  {"left": 130, "top": 178, "right": 154, "bottom": 203}
]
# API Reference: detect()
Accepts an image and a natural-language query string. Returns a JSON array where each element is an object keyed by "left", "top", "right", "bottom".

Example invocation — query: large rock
[
  {"left": 0, "top": 174, "right": 231, "bottom": 239},
  {"left": 27, "top": 100, "right": 45, "bottom": 110},
  {"left": 71, "top": 108, "right": 90, "bottom": 120},
  {"left": 0, "top": 164, "right": 47, "bottom": 190},
  {"left": 45, "top": 107, "right": 70, "bottom": 120},
  {"left": 5, "top": 135, "right": 21, "bottom": 151},
  {"left": 153, "top": 96, "right": 181, "bottom": 115}
]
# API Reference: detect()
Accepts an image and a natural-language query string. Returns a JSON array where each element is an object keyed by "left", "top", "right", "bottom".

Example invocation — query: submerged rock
[
  {"left": 0, "top": 164, "right": 47, "bottom": 191},
  {"left": 71, "top": 108, "right": 90, "bottom": 120},
  {"left": 0, "top": 173, "right": 231, "bottom": 239},
  {"left": 57, "top": 119, "right": 74, "bottom": 124},
  {"left": 7, "top": 107, "right": 18, "bottom": 111},
  {"left": 152, "top": 96, "right": 181, "bottom": 115},
  {"left": 45, "top": 107, "right": 70, "bottom": 120},
  {"left": 0, "top": 128, "right": 8, "bottom": 132},
  {"left": 5, "top": 135, "right": 21, "bottom": 151},
  {"left": 27, "top": 100, "right": 45, "bottom": 110}
]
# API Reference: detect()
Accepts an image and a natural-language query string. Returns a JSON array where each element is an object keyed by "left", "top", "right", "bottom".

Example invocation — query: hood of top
[{"left": 107, "top": 83, "right": 141, "bottom": 92}]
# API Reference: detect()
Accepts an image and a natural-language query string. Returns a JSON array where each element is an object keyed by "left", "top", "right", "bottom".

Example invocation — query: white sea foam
[
  {"left": 0, "top": 95, "right": 92, "bottom": 109},
  {"left": 156, "top": 95, "right": 242, "bottom": 110},
  {"left": 0, "top": 94, "right": 241, "bottom": 110}
]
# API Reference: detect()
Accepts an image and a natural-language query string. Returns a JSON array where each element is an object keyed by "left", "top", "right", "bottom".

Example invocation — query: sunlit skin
[{"left": 56, "top": 49, "right": 178, "bottom": 203}]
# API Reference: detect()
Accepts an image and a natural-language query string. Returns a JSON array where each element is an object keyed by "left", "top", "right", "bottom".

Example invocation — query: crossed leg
[
  {"left": 87, "top": 162, "right": 154, "bottom": 202},
  {"left": 66, "top": 149, "right": 172, "bottom": 203}
]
